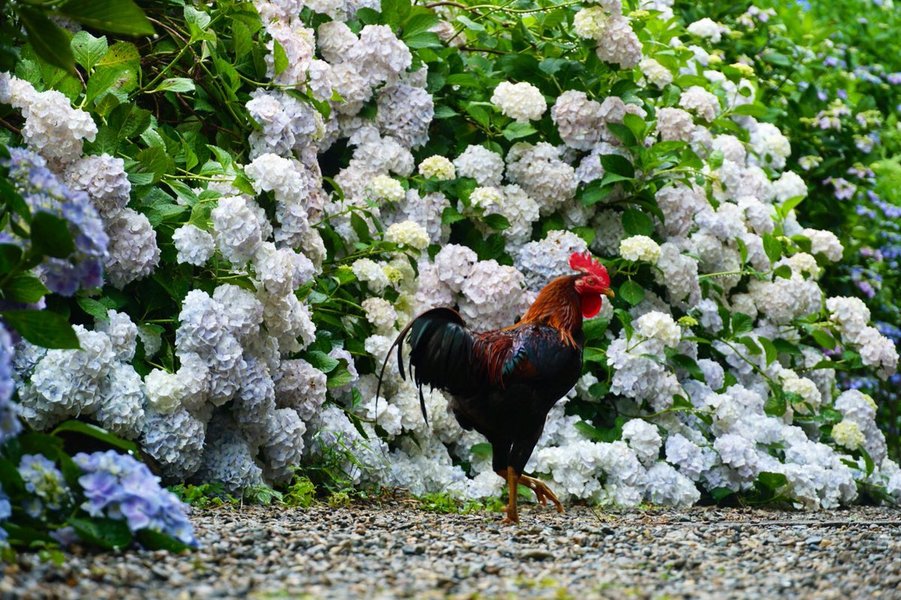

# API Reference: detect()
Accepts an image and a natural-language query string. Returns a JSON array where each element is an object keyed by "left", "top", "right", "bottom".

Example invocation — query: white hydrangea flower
[
  {"left": 145, "top": 369, "right": 185, "bottom": 414},
  {"left": 141, "top": 407, "right": 206, "bottom": 480},
  {"left": 3, "top": 75, "right": 97, "bottom": 166},
  {"left": 773, "top": 171, "right": 807, "bottom": 202},
  {"left": 687, "top": 18, "right": 726, "bottom": 43},
  {"left": 596, "top": 16, "right": 643, "bottom": 69},
  {"left": 656, "top": 107, "right": 696, "bottom": 142},
  {"left": 352, "top": 258, "right": 391, "bottom": 293},
  {"left": 665, "top": 433, "right": 716, "bottom": 480},
  {"left": 635, "top": 312, "right": 682, "bottom": 349},
  {"left": 376, "top": 83, "right": 434, "bottom": 148},
  {"left": 621, "top": 419, "right": 662, "bottom": 466},
  {"left": 551, "top": 90, "right": 605, "bottom": 150},
  {"left": 491, "top": 81, "right": 547, "bottom": 123},
  {"left": 95, "top": 310, "right": 138, "bottom": 362},
  {"left": 644, "top": 461, "right": 700, "bottom": 507},
  {"left": 433, "top": 245, "right": 477, "bottom": 293},
  {"left": 362, "top": 297, "right": 398, "bottom": 332},
  {"left": 831, "top": 420, "right": 865, "bottom": 451},
  {"left": 749, "top": 122, "right": 791, "bottom": 170},
  {"left": 172, "top": 224, "right": 215, "bottom": 267},
  {"left": 826, "top": 296, "right": 870, "bottom": 341},
  {"left": 213, "top": 284, "right": 265, "bottom": 341},
  {"left": 64, "top": 154, "right": 131, "bottom": 217},
  {"left": 104, "top": 208, "right": 160, "bottom": 289},
  {"left": 94, "top": 363, "right": 145, "bottom": 440},
  {"left": 211, "top": 196, "right": 263, "bottom": 267},
  {"left": 459, "top": 260, "right": 527, "bottom": 331},
  {"left": 679, "top": 86, "right": 719, "bottom": 122},
  {"left": 386, "top": 220, "right": 429, "bottom": 250},
  {"left": 453, "top": 145, "right": 505, "bottom": 187},
  {"left": 418, "top": 155, "right": 456, "bottom": 180},
  {"left": 619, "top": 235, "right": 661, "bottom": 264},
  {"left": 802, "top": 228, "right": 844, "bottom": 262},
  {"left": 348, "top": 25, "right": 412, "bottom": 86},
  {"left": 317, "top": 21, "right": 357, "bottom": 63},
  {"left": 367, "top": 175, "right": 405, "bottom": 203},
  {"left": 515, "top": 230, "right": 588, "bottom": 291},
  {"left": 261, "top": 407, "right": 306, "bottom": 485},
  {"left": 264, "top": 20, "right": 315, "bottom": 87},
  {"left": 195, "top": 414, "right": 263, "bottom": 493},
  {"left": 640, "top": 58, "right": 673, "bottom": 88},
  {"left": 506, "top": 142, "right": 577, "bottom": 215},
  {"left": 573, "top": 7, "right": 610, "bottom": 40},
  {"left": 246, "top": 90, "right": 324, "bottom": 158}
]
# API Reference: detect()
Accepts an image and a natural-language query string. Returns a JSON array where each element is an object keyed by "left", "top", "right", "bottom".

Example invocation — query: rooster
[{"left": 378, "top": 252, "right": 614, "bottom": 523}]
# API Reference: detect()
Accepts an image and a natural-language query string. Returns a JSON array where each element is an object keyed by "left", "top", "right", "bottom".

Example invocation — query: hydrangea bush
[
  {"left": 677, "top": 0, "right": 901, "bottom": 457},
  {"left": 0, "top": 0, "right": 898, "bottom": 522}
]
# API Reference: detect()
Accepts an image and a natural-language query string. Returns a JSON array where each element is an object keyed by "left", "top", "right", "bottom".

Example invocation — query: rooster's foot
[{"left": 518, "top": 475, "right": 564, "bottom": 513}]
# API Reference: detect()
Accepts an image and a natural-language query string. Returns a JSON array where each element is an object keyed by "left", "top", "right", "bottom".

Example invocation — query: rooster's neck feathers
[{"left": 514, "top": 275, "right": 582, "bottom": 347}]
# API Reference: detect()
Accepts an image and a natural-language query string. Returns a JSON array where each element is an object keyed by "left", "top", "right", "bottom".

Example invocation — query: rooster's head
[{"left": 570, "top": 251, "right": 614, "bottom": 318}]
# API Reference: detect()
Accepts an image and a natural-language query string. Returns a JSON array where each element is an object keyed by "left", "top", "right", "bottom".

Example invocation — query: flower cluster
[{"left": 75, "top": 450, "right": 196, "bottom": 547}]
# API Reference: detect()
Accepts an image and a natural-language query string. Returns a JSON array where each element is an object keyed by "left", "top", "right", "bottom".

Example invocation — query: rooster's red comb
[{"left": 569, "top": 251, "right": 610, "bottom": 285}]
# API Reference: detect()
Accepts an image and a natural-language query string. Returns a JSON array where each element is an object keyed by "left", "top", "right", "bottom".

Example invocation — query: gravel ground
[{"left": 3, "top": 502, "right": 900, "bottom": 599}]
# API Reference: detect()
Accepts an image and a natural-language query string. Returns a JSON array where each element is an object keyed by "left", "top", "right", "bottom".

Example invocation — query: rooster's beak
[{"left": 603, "top": 289, "right": 615, "bottom": 299}]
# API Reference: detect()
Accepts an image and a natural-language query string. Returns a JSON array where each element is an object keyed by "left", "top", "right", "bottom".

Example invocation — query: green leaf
[
  {"left": 710, "top": 487, "right": 734, "bottom": 502},
  {"left": 78, "top": 298, "right": 112, "bottom": 322},
  {"left": 730, "top": 104, "right": 768, "bottom": 118},
  {"left": 304, "top": 350, "right": 339, "bottom": 373},
  {"left": 621, "top": 208, "right": 654, "bottom": 236},
  {"left": 758, "top": 337, "right": 778, "bottom": 366},
  {"left": 326, "top": 366, "right": 354, "bottom": 389},
  {"left": 757, "top": 471, "right": 788, "bottom": 491},
  {"left": 0, "top": 245, "right": 23, "bottom": 274},
  {"left": 441, "top": 205, "right": 466, "bottom": 225},
  {"left": 810, "top": 328, "right": 837, "bottom": 350},
  {"left": 669, "top": 353, "right": 705, "bottom": 381},
  {"left": 731, "top": 312, "right": 754, "bottom": 336},
  {"left": 580, "top": 182, "right": 615, "bottom": 206},
  {"left": 71, "top": 31, "right": 108, "bottom": 72},
  {"left": 135, "top": 528, "right": 191, "bottom": 553},
  {"left": 456, "top": 15, "right": 485, "bottom": 31},
  {"left": 606, "top": 123, "right": 637, "bottom": 147},
  {"left": 574, "top": 419, "right": 624, "bottom": 443},
  {"left": 272, "top": 39, "right": 289, "bottom": 76},
  {"left": 402, "top": 9, "right": 439, "bottom": 37},
  {"left": 772, "top": 264, "right": 792, "bottom": 279},
  {"left": 18, "top": 6, "right": 75, "bottom": 72},
  {"left": 762, "top": 233, "right": 782, "bottom": 264},
  {"left": 31, "top": 212, "right": 76, "bottom": 258},
  {"left": 350, "top": 213, "right": 372, "bottom": 242},
  {"left": 4, "top": 274, "right": 49, "bottom": 304},
  {"left": 69, "top": 517, "right": 133, "bottom": 550},
  {"left": 57, "top": 0, "right": 154, "bottom": 36},
  {"left": 502, "top": 122, "right": 537, "bottom": 141},
  {"left": 583, "top": 317, "right": 609, "bottom": 341},
  {"left": 51, "top": 420, "right": 140, "bottom": 454},
  {"left": 402, "top": 31, "right": 442, "bottom": 49},
  {"left": 619, "top": 280, "right": 645, "bottom": 306},
  {"left": 764, "top": 389, "right": 787, "bottom": 417},
  {"left": 600, "top": 154, "right": 635, "bottom": 179},
  {"left": 148, "top": 77, "right": 195, "bottom": 94},
  {"left": 484, "top": 213, "right": 510, "bottom": 230},
  {"left": 2, "top": 310, "right": 80, "bottom": 349}
]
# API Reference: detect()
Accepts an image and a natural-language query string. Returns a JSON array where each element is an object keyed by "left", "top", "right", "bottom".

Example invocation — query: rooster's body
[{"left": 380, "top": 252, "right": 613, "bottom": 523}]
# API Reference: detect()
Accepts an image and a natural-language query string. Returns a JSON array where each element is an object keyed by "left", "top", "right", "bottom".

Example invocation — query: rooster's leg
[
  {"left": 518, "top": 475, "right": 564, "bottom": 514},
  {"left": 501, "top": 466, "right": 519, "bottom": 524}
]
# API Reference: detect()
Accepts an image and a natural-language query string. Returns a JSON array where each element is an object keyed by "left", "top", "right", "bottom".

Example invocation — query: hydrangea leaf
[{"left": 69, "top": 517, "right": 133, "bottom": 551}]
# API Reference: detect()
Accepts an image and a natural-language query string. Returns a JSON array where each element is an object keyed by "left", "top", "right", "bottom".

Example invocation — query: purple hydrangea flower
[
  {"left": 18, "top": 454, "right": 69, "bottom": 511},
  {"left": 0, "top": 483, "right": 10, "bottom": 546},
  {"left": 2, "top": 148, "right": 109, "bottom": 296},
  {"left": 0, "top": 323, "right": 20, "bottom": 444},
  {"left": 74, "top": 450, "right": 197, "bottom": 547}
]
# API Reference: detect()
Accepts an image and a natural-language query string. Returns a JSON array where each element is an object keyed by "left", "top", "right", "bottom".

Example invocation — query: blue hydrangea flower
[
  {"left": 0, "top": 323, "right": 20, "bottom": 444},
  {"left": 74, "top": 450, "right": 197, "bottom": 547},
  {"left": 0, "top": 483, "right": 10, "bottom": 547},
  {"left": 1, "top": 148, "right": 109, "bottom": 296},
  {"left": 18, "top": 454, "right": 70, "bottom": 511}
]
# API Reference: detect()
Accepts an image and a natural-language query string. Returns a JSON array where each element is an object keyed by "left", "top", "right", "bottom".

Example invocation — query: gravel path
[{"left": 3, "top": 502, "right": 900, "bottom": 599}]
